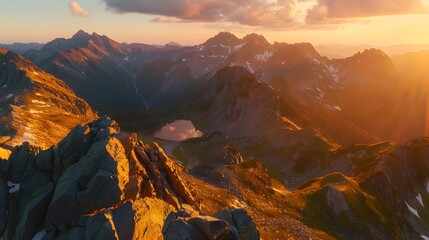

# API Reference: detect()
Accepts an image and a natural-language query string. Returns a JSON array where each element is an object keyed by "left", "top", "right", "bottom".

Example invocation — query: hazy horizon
[
  {"left": 3, "top": 30, "right": 429, "bottom": 48},
  {"left": 1, "top": 0, "right": 429, "bottom": 46}
]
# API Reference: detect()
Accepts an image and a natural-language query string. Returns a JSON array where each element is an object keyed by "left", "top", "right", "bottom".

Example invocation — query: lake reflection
[{"left": 154, "top": 120, "right": 203, "bottom": 141}]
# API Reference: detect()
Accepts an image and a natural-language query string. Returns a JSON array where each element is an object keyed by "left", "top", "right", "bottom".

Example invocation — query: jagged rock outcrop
[
  {"left": 202, "top": 145, "right": 244, "bottom": 168},
  {"left": 162, "top": 205, "right": 259, "bottom": 240},
  {"left": 0, "top": 117, "right": 259, "bottom": 240}
]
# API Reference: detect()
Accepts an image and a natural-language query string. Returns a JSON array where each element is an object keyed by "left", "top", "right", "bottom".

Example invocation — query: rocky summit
[{"left": 0, "top": 117, "right": 259, "bottom": 240}]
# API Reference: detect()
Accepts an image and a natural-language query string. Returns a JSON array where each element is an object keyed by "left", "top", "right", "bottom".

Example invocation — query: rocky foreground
[{"left": 0, "top": 117, "right": 259, "bottom": 240}]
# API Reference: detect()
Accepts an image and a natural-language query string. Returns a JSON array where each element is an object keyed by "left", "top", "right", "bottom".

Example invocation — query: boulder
[
  {"left": 206, "top": 145, "right": 244, "bottom": 167},
  {"left": 35, "top": 148, "right": 54, "bottom": 170},
  {"left": 8, "top": 142, "right": 39, "bottom": 182},
  {"left": 162, "top": 206, "right": 258, "bottom": 240},
  {"left": 14, "top": 183, "right": 53, "bottom": 240},
  {"left": 215, "top": 208, "right": 260, "bottom": 240},
  {"left": 112, "top": 198, "right": 175, "bottom": 240},
  {"left": 56, "top": 125, "right": 92, "bottom": 169},
  {"left": 47, "top": 137, "right": 129, "bottom": 227},
  {"left": 90, "top": 117, "right": 120, "bottom": 132}
]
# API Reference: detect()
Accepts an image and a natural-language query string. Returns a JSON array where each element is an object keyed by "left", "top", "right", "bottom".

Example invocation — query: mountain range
[{"left": 0, "top": 30, "right": 428, "bottom": 239}]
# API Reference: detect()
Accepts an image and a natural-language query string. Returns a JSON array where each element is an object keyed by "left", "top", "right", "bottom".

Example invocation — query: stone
[
  {"left": 90, "top": 117, "right": 119, "bottom": 132},
  {"left": 114, "top": 132, "right": 135, "bottom": 156},
  {"left": 14, "top": 183, "right": 53, "bottom": 240},
  {"left": 112, "top": 198, "right": 175, "bottom": 240},
  {"left": 207, "top": 146, "right": 244, "bottom": 167},
  {"left": 0, "top": 178, "right": 8, "bottom": 236},
  {"left": 57, "top": 125, "right": 91, "bottom": 169},
  {"left": 163, "top": 219, "right": 208, "bottom": 240},
  {"left": 35, "top": 148, "right": 54, "bottom": 170},
  {"left": 94, "top": 127, "right": 118, "bottom": 142},
  {"left": 8, "top": 142, "right": 39, "bottom": 182},
  {"left": 160, "top": 152, "right": 195, "bottom": 204},
  {"left": 47, "top": 138, "right": 129, "bottom": 227},
  {"left": 162, "top": 206, "right": 250, "bottom": 240},
  {"left": 188, "top": 216, "right": 234, "bottom": 239},
  {"left": 215, "top": 208, "right": 260, "bottom": 240}
]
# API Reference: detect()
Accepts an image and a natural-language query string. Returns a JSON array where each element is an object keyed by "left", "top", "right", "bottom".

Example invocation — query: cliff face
[{"left": 0, "top": 117, "right": 259, "bottom": 240}]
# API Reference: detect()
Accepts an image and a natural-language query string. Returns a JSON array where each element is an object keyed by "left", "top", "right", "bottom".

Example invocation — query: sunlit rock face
[
  {"left": 0, "top": 49, "right": 96, "bottom": 149},
  {"left": 0, "top": 117, "right": 259, "bottom": 240},
  {"left": 154, "top": 120, "right": 203, "bottom": 141}
]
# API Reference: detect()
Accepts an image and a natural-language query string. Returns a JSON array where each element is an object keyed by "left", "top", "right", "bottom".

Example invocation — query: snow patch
[
  {"left": 32, "top": 71, "right": 39, "bottom": 75},
  {"left": 421, "top": 235, "right": 429, "bottom": 240},
  {"left": 31, "top": 100, "right": 46, "bottom": 104},
  {"left": 35, "top": 93, "right": 42, "bottom": 96},
  {"left": 123, "top": 56, "right": 130, "bottom": 61},
  {"left": 334, "top": 106, "right": 342, "bottom": 111},
  {"left": 234, "top": 43, "right": 245, "bottom": 51},
  {"left": 182, "top": 58, "right": 187, "bottom": 62},
  {"left": 406, "top": 202, "right": 420, "bottom": 218},
  {"left": 6, "top": 93, "right": 13, "bottom": 99},
  {"left": 325, "top": 64, "right": 340, "bottom": 82},
  {"left": 23, "top": 126, "right": 35, "bottom": 142},
  {"left": 281, "top": 61, "right": 286, "bottom": 65},
  {"left": 255, "top": 51, "right": 273, "bottom": 61},
  {"left": 29, "top": 109, "right": 43, "bottom": 114},
  {"left": 7, "top": 181, "right": 20, "bottom": 193},
  {"left": 32, "top": 229, "right": 47, "bottom": 240},
  {"left": 417, "top": 194, "right": 424, "bottom": 206},
  {"left": 246, "top": 62, "right": 254, "bottom": 73}
]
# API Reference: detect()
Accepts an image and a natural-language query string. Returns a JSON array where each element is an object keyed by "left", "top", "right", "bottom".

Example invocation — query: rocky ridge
[{"left": 0, "top": 117, "right": 259, "bottom": 240}]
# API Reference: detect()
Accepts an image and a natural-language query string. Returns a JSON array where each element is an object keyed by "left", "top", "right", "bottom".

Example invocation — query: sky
[{"left": 1, "top": 0, "right": 429, "bottom": 46}]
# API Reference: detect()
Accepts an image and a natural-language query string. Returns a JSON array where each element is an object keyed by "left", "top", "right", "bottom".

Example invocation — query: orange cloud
[
  {"left": 69, "top": 1, "right": 90, "bottom": 17},
  {"left": 103, "top": 0, "right": 298, "bottom": 27},
  {"left": 306, "top": 0, "right": 429, "bottom": 23}
]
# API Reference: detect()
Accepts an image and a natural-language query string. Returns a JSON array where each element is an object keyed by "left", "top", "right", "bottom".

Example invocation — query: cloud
[
  {"left": 306, "top": 0, "right": 429, "bottom": 23},
  {"left": 103, "top": 0, "right": 298, "bottom": 27},
  {"left": 69, "top": 1, "right": 90, "bottom": 17}
]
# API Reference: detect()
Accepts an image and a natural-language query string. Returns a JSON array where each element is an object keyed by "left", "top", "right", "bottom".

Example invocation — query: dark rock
[
  {"left": 57, "top": 125, "right": 91, "bottom": 169},
  {"left": 47, "top": 137, "right": 129, "bottom": 227},
  {"left": 14, "top": 183, "right": 53, "bottom": 240},
  {"left": 0, "top": 118, "right": 258, "bottom": 239},
  {"left": 8, "top": 142, "right": 39, "bottom": 182},
  {"left": 215, "top": 208, "right": 260, "bottom": 240},
  {"left": 205, "top": 145, "right": 244, "bottom": 167},
  {"left": 162, "top": 206, "right": 256, "bottom": 240},
  {"left": 0, "top": 178, "right": 8, "bottom": 236},
  {"left": 35, "top": 148, "right": 54, "bottom": 170},
  {"left": 163, "top": 218, "right": 208, "bottom": 240},
  {"left": 90, "top": 117, "right": 119, "bottom": 131}
]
